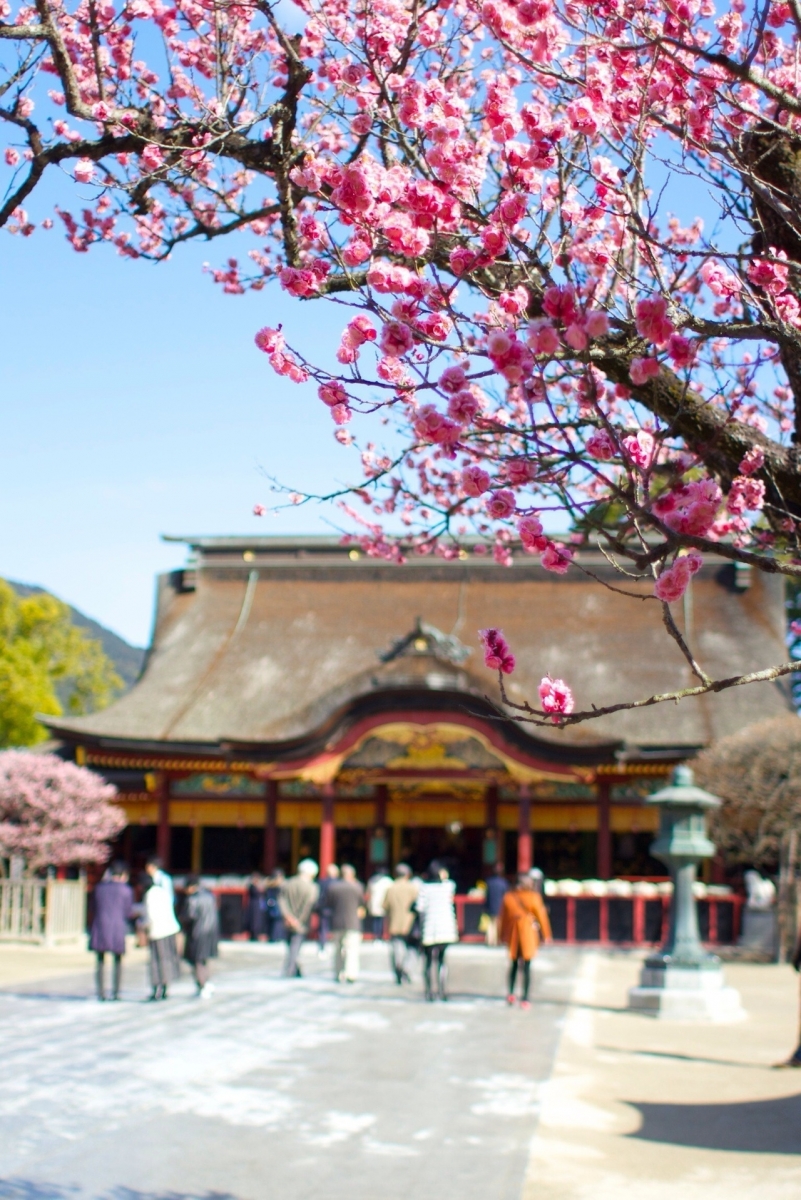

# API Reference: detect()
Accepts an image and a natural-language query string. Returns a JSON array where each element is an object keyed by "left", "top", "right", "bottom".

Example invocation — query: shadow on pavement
[
  {"left": 0, "top": 1183, "right": 240, "bottom": 1200},
  {"left": 626, "top": 1094, "right": 801, "bottom": 1154},
  {"left": 598, "top": 1046, "right": 773, "bottom": 1070}
]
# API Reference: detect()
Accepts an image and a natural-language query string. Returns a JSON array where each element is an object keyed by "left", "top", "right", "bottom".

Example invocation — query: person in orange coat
[{"left": 499, "top": 874, "right": 552, "bottom": 1009}]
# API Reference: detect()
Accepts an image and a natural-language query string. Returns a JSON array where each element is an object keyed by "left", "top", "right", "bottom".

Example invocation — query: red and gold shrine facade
[{"left": 48, "top": 536, "right": 791, "bottom": 886}]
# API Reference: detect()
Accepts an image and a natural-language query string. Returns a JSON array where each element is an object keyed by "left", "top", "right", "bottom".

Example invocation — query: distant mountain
[{"left": 7, "top": 581, "right": 146, "bottom": 690}]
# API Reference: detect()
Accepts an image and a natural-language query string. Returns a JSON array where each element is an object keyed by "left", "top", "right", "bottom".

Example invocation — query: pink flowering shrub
[{"left": 0, "top": 751, "right": 125, "bottom": 869}]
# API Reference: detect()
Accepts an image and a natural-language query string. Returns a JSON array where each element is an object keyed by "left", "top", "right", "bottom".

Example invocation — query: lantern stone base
[{"left": 628, "top": 962, "right": 745, "bottom": 1021}]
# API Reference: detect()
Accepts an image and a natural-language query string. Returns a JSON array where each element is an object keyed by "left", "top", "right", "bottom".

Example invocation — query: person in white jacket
[
  {"left": 416, "top": 861, "right": 458, "bottom": 1002},
  {"left": 144, "top": 874, "right": 181, "bottom": 1001}
]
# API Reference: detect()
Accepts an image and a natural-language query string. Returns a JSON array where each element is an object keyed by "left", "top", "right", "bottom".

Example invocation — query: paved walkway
[
  {"left": 525, "top": 951, "right": 801, "bottom": 1199},
  {"left": 0, "top": 941, "right": 578, "bottom": 1200},
  {"left": 3, "top": 943, "right": 801, "bottom": 1200}
]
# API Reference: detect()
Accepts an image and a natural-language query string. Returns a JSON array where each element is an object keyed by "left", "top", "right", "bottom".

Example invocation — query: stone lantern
[{"left": 628, "top": 765, "right": 744, "bottom": 1020}]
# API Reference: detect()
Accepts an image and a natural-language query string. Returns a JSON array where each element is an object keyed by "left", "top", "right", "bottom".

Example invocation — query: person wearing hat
[{"left": 279, "top": 858, "right": 320, "bottom": 978}]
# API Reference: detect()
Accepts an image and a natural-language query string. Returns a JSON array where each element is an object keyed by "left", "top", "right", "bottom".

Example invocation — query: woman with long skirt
[
  {"left": 143, "top": 873, "right": 180, "bottom": 1000},
  {"left": 416, "top": 861, "right": 458, "bottom": 1002},
  {"left": 499, "top": 874, "right": 552, "bottom": 1009}
]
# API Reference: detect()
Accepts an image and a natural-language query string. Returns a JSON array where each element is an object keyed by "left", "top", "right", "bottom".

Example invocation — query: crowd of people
[{"left": 89, "top": 856, "right": 552, "bottom": 1007}]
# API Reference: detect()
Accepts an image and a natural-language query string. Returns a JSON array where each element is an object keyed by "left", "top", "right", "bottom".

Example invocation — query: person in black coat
[
  {"left": 90, "top": 862, "right": 134, "bottom": 1001},
  {"left": 182, "top": 875, "right": 220, "bottom": 997}
]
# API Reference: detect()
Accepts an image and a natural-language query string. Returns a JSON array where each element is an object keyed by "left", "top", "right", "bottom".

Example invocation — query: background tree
[
  {"left": 694, "top": 713, "right": 801, "bottom": 872},
  {"left": 3, "top": 0, "right": 801, "bottom": 723},
  {"left": 0, "top": 749, "right": 125, "bottom": 869},
  {"left": 0, "top": 580, "right": 122, "bottom": 747}
]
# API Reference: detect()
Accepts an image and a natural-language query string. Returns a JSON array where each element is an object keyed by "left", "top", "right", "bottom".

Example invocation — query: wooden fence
[{"left": 0, "top": 878, "right": 87, "bottom": 944}]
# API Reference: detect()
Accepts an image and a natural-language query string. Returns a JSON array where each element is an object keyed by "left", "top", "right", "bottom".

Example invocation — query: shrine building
[{"left": 47, "top": 536, "right": 791, "bottom": 887}]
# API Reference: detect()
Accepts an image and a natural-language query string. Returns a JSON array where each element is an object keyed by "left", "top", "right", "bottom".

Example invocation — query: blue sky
[{"left": 0, "top": 214, "right": 357, "bottom": 647}]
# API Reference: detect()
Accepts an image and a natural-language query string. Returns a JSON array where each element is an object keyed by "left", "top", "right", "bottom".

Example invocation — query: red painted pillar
[
  {"left": 155, "top": 771, "right": 171, "bottom": 867},
  {"left": 517, "top": 786, "right": 532, "bottom": 874},
  {"left": 263, "top": 780, "right": 278, "bottom": 873},
  {"left": 320, "top": 783, "right": 336, "bottom": 875},
  {"left": 597, "top": 778, "right": 612, "bottom": 880}
]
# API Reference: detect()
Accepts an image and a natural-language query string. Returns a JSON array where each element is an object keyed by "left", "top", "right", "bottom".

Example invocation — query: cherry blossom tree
[
  {"left": 3, "top": 0, "right": 801, "bottom": 724},
  {"left": 0, "top": 750, "right": 125, "bottom": 870}
]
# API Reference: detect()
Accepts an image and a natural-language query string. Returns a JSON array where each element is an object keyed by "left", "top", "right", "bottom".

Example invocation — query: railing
[
  {"left": 0, "top": 879, "right": 86, "bottom": 944},
  {"left": 201, "top": 886, "right": 742, "bottom": 948}
]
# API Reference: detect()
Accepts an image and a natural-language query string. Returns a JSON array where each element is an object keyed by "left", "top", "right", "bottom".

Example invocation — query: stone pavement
[
  {"left": 3, "top": 942, "right": 801, "bottom": 1200},
  {"left": 0, "top": 940, "right": 578, "bottom": 1200},
  {"left": 525, "top": 950, "right": 801, "bottom": 1199}
]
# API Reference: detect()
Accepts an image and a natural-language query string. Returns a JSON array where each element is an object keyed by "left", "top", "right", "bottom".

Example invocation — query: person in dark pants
[
  {"left": 90, "top": 862, "right": 133, "bottom": 1001},
  {"left": 499, "top": 874, "right": 552, "bottom": 1009},
  {"left": 317, "top": 863, "right": 340, "bottom": 953},
  {"left": 265, "top": 869, "right": 286, "bottom": 942},
  {"left": 182, "top": 875, "right": 220, "bottom": 997},
  {"left": 246, "top": 873, "right": 268, "bottom": 941},
  {"left": 485, "top": 863, "right": 509, "bottom": 947},
  {"left": 416, "top": 861, "right": 458, "bottom": 1002}
]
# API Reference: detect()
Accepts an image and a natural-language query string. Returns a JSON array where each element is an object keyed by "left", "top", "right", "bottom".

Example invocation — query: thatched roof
[{"left": 46, "top": 536, "right": 793, "bottom": 756}]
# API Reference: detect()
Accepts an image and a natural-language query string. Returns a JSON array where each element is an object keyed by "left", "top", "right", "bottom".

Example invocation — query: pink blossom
[
  {"left": 700, "top": 259, "right": 741, "bottom": 298},
  {"left": 527, "top": 318, "right": 560, "bottom": 356},
  {"left": 414, "top": 405, "right": 460, "bottom": 445},
  {"left": 486, "top": 489, "right": 516, "bottom": 519},
  {"left": 541, "top": 542, "right": 573, "bottom": 574},
  {"left": 73, "top": 159, "right": 95, "bottom": 184},
  {"left": 462, "top": 465, "right": 491, "bottom": 496},
  {"left": 748, "top": 251, "right": 789, "bottom": 296},
  {"left": 449, "top": 246, "right": 478, "bottom": 276},
  {"left": 659, "top": 479, "right": 722, "bottom": 537},
  {"left": 518, "top": 514, "right": 547, "bottom": 553},
  {"left": 448, "top": 389, "right": 480, "bottom": 424},
  {"left": 506, "top": 458, "right": 536, "bottom": 486},
  {"left": 331, "top": 165, "right": 372, "bottom": 214},
  {"left": 253, "top": 503, "right": 266, "bottom": 516},
  {"left": 538, "top": 675, "right": 575, "bottom": 721},
  {"left": 564, "top": 322, "right": 588, "bottom": 351},
  {"left": 4, "top": 147, "right": 19, "bottom": 167},
  {"left": 255, "top": 326, "right": 285, "bottom": 355},
  {"left": 635, "top": 296, "right": 674, "bottom": 346},
  {"left": 566, "top": 96, "right": 600, "bottom": 137},
  {"left": 330, "top": 402, "right": 352, "bottom": 425},
  {"left": 439, "top": 365, "right": 468, "bottom": 394},
  {"left": 586, "top": 428, "right": 617, "bottom": 461},
  {"left": 727, "top": 475, "right": 766, "bottom": 514},
  {"left": 629, "top": 356, "right": 660, "bottom": 386},
  {"left": 342, "top": 233, "right": 372, "bottom": 266},
  {"left": 367, "top": 261, "right": 414, "bottom": 293},
  {"left": 479, "top": 627, "right": 516, "bottom": 674},
  {"left": 653, "top": 554, "right": 703, "bottom": 603},
  {"left": 622, "top": 430, "right": 655, "bottom": 469},
  {"left": 480, "top": 225, "right": 507, "bottom": 259},
  {"left": 739, "top": 447, "right": 765, "bottom": 475},
  {"left": 140, "top": 143, "right": 164, "bottom": 171},
  {"left": 319, "top": 381, "right": 348, "bottom": 407},
  {"left": 380, "top": 320, "right": 414, "bottom": 357},
  {"left": 667, "top": 333, "right": 696, "bottom": 369},
  {"left": 585, "top": 310, "right": 609, "bottom": 339},
  {"left": 543, "top": 284, "right": 578, "bottom": 325}
]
